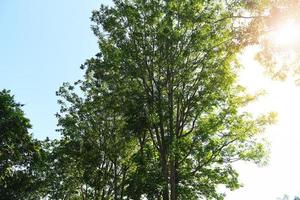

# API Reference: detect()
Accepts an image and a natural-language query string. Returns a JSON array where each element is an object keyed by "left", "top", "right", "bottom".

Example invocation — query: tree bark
[
  {"left": 160, "top": 147, "right": 169, "bottom": 200},
  {"left": 170, "top": 159, "right": 176, "bottom": 200}
]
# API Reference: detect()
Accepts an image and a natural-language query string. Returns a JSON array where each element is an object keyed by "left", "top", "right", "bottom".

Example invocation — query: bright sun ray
[{"left": 270, "top": 20, "right": 300, "bottom": 47}]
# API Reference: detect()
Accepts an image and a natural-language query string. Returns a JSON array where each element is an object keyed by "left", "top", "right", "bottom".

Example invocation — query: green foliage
[
  {"left": 49, "top": 81, "right": 138, "bottom": 199},
  {"left": 0, "top": 1, "right": 277, "bottom": 199},
  {"left": 52, "top": 0, "right": 275, "bottom": 199},
  {"left": 0, "top": 90, "right": 42, "bottom": 200}
]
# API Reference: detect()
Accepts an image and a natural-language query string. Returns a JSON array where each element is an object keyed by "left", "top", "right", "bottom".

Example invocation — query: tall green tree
[
  {"left": 0, "top": 90, "right": 42, "bottom": 200},
  {"left": 56, "top": 0, "right": 275, "bottom": 199}
]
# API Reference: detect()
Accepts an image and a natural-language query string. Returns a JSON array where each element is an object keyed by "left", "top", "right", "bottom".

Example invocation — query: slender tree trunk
[
  {"left": 85, "top": 186, "right": 88, "bottom": 200},
  {"left": 160, "top": 147, "right": 169, "bottom": 200},
  {"left": 167, "top": 63, "right": 176, "bottom": 200},
  {"left": 120, "top": 168, "right": 127, "bottom": 200},
  {"left": 170, "top": 159, "right": 176, "bottom": 200},
  {"left": 114, "top": 162, "right": 118, "bottom": 200},
  {"left": 170, "top": 156, "right": 179, "bottom": 200}
]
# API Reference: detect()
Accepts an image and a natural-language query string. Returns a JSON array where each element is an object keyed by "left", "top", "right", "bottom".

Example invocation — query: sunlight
[
  {"left": 227, "top": 46, "right": 300, "bottom": 200},
  {"left": 270, "top": 20, "right": 300, "bottom": 47}
]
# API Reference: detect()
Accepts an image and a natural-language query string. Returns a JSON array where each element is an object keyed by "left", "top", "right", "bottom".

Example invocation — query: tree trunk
[
  {"left": 170, "top": 156, "right": 180, "bottom": 200},
  {"left": 170, "top": 159, "right": 176, "bottom": 200},
  {"left": 113, "top": 161, "right": 118, "bottom": 200},
  {"left": 160, "top": 147, "right": 169, "bottom": 200}
]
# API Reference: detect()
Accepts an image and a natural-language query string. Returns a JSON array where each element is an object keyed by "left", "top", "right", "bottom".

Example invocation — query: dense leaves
[
  {"left": 54, "top": 1, "right": 275, "bottom": 199},
  {"left": 1, "top": 1, "right": 278, "bottom": 200},
  {"left": 0, "top": 90, "right": 42, "bottom": 200}
]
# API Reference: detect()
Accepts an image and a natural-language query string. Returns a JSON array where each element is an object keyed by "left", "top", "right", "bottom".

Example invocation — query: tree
[
  {"left": 0, "top": 90, "right": 42, "bottom": 200},
  {"left": 56, "top": 0, "right": 275, "bottom": 199},
  {"left": 51, "top": 82, "right": 137, "bottom": 199}
]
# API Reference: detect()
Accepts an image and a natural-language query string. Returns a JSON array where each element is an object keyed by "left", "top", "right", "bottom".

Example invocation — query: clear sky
[
  {"left": 0, "top": 0, "right": 111, "bottom": 139},
  {"left": 1, "top": 1, "right": 300, "bottom": 199}
]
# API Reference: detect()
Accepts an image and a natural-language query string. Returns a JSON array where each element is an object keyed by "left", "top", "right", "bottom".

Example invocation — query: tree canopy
[
  {"left": 0, "top": 90, "right": 42, "bottom": 200},
  {"left": 54, "top": 0, "right": 275, "bottom": 199},
  {"left": 1, "top": 0, "right": 282, "bottom": 199}
]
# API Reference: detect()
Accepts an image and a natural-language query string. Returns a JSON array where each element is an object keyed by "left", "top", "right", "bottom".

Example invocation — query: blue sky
[{"left": 0, "top": 0, "right": 111, "bottom": 139}]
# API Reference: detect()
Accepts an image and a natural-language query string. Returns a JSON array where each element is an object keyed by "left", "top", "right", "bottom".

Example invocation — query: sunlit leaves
[{"left": 53, "top": 0, "right": 274, "bottom": 199}]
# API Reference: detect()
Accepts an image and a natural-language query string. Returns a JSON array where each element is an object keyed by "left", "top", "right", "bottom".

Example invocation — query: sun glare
[{"left": 270, "top": 20, "right": 300, "bottom": 47}]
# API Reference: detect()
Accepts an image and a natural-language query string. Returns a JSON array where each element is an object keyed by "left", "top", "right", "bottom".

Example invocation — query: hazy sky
[
  {"left": 227, "top": 48, "right": 300, "bottom": 199},
  {"left": 1, "top": 1, "right": 300, "bottom": 199}
]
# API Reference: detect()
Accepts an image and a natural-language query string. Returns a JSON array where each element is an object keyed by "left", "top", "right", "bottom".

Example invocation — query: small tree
[{"left": 0, "top": 90, "right": 41, "bottom": 199}]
